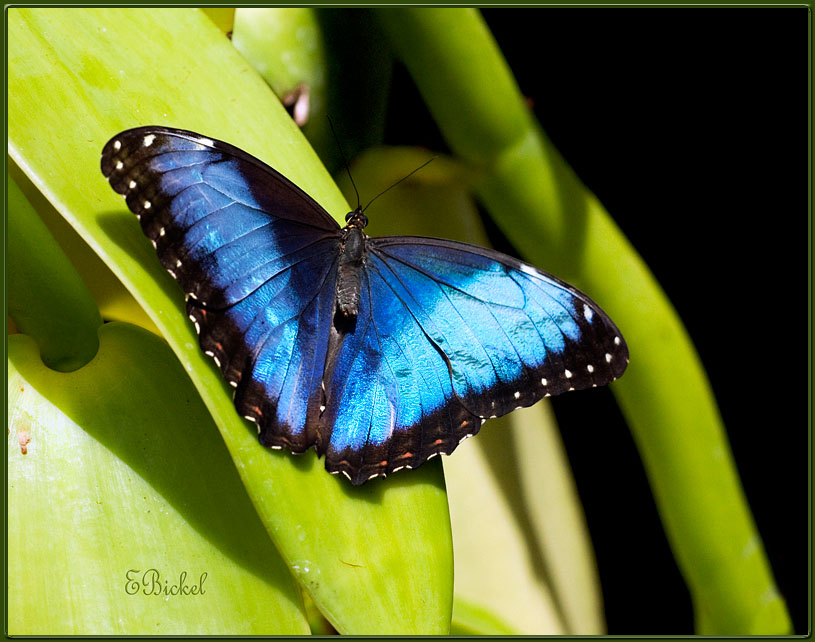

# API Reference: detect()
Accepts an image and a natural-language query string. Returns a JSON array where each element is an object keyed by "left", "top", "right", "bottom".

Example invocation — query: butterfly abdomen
[{"left": 336, "top": 226, "right": 366, "bottom": 318}]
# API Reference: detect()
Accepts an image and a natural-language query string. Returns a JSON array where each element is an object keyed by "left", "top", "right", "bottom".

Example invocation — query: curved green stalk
[
  {"left": 8, "top": 8, "right": 452, "bottom": 634},
  {"left": 8, "top": 174, "right": 101, "bottom": 370},
  {"left": 10, "top": 160, "right": 159, "bottom": 334},
  {"left": 375, "top": 8, "right": 790, "bottom": 635}
]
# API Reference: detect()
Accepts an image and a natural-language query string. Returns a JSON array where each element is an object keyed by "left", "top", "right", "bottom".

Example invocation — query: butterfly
[{"left": 101, "top": 126, "right": 628, "bottom": 485}]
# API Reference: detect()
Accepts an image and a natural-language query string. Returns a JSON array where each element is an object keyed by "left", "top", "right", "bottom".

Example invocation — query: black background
[{"left": 385, "top": 8, "right": 807, "bottom": 635}]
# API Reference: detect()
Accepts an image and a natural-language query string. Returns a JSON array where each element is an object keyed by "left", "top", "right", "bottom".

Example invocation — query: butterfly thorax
[{"left": 336, "top": 208, "right": 369, "bottom": 318}]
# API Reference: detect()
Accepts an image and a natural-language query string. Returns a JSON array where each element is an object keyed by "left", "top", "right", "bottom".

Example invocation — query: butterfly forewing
[
  {"left": 101, "top": 126, "right": 342, "bottom": 453},
  {"left": 367, "top": 237, "right": 628, "bottom": 416}
]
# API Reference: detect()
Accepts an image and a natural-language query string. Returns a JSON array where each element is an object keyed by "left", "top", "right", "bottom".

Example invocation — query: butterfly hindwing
[
  {"left": 320, "top": 257, "right": 481, "bottom": 483},
  {"left": 101, "top": 127, "right": 342, "bottom": 452}
]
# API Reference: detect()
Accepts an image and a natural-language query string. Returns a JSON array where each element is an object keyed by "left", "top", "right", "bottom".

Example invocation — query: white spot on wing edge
[
  {"left": 564, "top": 369, "right": 573, "bottom": 378},
  {"left": 115, "top": 160, "right": 123, "bottom": 170},
  {"left": 614, "top": 336, "right": 621, "bottom": 346},
  {"left": 605, "top": 353, "right": 613, "bottom": 363},
  {"left": 113, "top": 140, "right": 121, "bottom": 151},
  {"left": 143, "top": 134, "right": 156, "bottom": 147},
  {"left": 513, "top": 390, "right": 521, "bottom": 399},
  {"left": 128, "top": 180, "right": 136, "bottom": 189},
  {"left": 583, "top": 304, "right": 594, "bottom": 322},
  {"left": 587, "top": 364, "right": 594, "bottom": 373},
  {"left": 143, "top": 200, "right": 151, "bottom": 210}
]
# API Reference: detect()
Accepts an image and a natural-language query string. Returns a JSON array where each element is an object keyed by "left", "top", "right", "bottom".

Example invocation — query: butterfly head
[{"left": 344, "top": 207, "right": 369, "bottom": 230}]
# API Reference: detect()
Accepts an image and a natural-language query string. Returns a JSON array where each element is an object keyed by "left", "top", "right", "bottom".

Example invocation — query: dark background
[{"left": 384, "top": 8, "right": 807, "bottom": 635}]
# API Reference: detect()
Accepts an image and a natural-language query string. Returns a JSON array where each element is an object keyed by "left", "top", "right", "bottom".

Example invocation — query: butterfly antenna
[
  {"left": 327, "top": 116, "right": 361, "bottom": 210},
  {"left": 362, "top": 157, "right": 435, "bottom": 213}
]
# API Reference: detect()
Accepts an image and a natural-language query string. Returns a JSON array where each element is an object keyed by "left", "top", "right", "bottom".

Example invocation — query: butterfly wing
[
  {"left": 321, "top": 236, "right": 628, "bottom": 484},
  {"left": 101, "top": 127, "right": 342, "bottom": 452}
]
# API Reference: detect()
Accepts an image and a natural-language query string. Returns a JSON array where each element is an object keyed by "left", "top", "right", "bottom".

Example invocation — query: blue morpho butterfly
[{"left": 101, "top": 127, "right": 628, "bottom": 485}]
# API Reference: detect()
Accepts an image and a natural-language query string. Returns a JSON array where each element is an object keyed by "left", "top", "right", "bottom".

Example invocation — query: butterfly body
[
  {"left": 335, "top": 213, "right": 368, "bottom": 318},
  {"left": 101, "top": 127, "right": 628, "bottom": 485}
]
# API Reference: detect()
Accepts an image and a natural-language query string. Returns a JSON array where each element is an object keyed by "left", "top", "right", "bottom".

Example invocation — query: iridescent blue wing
[
  {"left": 101, "top": 127, "right": 342, "bottom": 453},
  {"left": 321, "top": 237, "right": 628, "bottom": 484}
]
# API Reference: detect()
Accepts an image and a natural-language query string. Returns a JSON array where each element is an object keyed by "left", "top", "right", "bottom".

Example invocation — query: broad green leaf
[
  {"left": 8, "top": 324, "right": 308, "bottom": 635},
  {"left": 8, "top": 8, "right": 452, "bottom": 634},
  {"left": 200, "top": 7, "right": 234, "bottom": 34},
  {"left": 10, "top": 159, "right": 158, "bottom": 334},
  {"left": 375, "top": 8, "right": 790, "bottom": 634},
  {"left": 8, "top": 174, "right": 101, "bottom": 370}
]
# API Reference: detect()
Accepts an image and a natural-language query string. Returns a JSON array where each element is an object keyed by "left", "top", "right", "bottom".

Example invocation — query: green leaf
[
  {"left": 8, "top": 8, "right": 452, "bottom": 634},
  {"left": 8, "top": 174, "right": 102, "bottom": 370},
  {"left": 10, "top": 159, "right": 159, "bottom": 334},
  {"left": 200, "top": 7, "right": 234, "bottom": 34},
  {"left": 375, "top": 8, "right": 791, "bottom": 634},
  {"left": 8, "top": 324, "right": 308, "bottom": 635}
]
